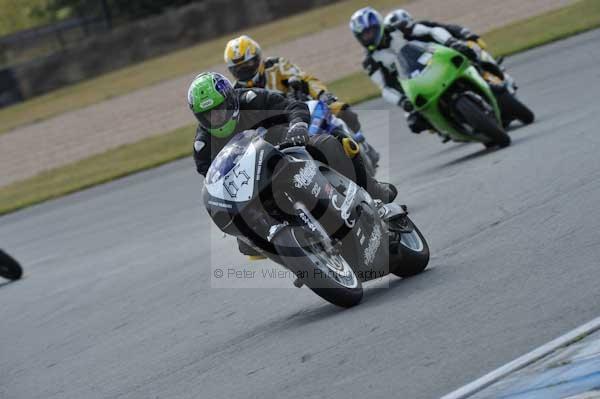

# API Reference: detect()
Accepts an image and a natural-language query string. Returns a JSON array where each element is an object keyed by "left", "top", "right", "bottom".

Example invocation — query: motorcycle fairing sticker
[
  {"left": 255, "top": 149, "right": 265, "bottom": 181},
  {"left": 297, "top": 209, "right": 318, "bottom": 232},
  {"left": 311, "top": 183, "right": 321, "bottom": 197},
  {"left": 364, "top": 224, "right": 382, "bottom": 265},
  {"left": 332, "top": 182, "right": 358, "bottom": 228},
  {"left": 205, "top": 143, "right": 257, "bottom": 202},
  {"left": 293, "top": 162, "right": 317, "bottom": 188}
]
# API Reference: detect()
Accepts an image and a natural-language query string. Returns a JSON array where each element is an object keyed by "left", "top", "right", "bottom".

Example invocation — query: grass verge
[
  {"left": 1, "top": 0, "right": 600, "bottom": 216},
  {"left": 0, "top": 0, "right": 405, "bottom": 135},
  {"left": 0, "top": 127, "right": 191, "bottom": 214}
]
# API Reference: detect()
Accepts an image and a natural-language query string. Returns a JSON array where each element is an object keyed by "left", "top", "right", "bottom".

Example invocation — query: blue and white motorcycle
[{"left": 305, "top": 99, "right": 380, "bottom": 177}]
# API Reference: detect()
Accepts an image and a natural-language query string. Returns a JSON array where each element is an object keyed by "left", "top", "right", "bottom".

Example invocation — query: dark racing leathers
[
  {"left": 194, "top": 88, "right": 392, "bottom": 256},
  {"left": 194, "top": 88, "right": 363, "bottom": 184},
  {"left": 194, "top": 88, "right": 387, "bottom": 200}
]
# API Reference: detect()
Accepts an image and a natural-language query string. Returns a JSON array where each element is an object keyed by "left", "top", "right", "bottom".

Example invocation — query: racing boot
[
  {"left": 237, "top": 238, "right": 266, "bottom": 260},
  {"left": 355, "top": 136, "right": 380, "bottom": 168},
  {"left": 351, "top": 154, "right": 397, "bottom": 203},
  {"left": 407, "top": 111, "right": 432, "bottom": 134},
  {"left": 372, "top": 181, "right": 398, "bottom": 203}
]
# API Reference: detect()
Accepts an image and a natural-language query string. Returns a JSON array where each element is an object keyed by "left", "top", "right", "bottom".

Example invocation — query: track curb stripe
[{"left": 440, "top": 316, "right": 600, "bottom": 399}]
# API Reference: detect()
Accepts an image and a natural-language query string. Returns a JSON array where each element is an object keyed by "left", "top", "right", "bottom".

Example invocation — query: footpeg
[
  {"left": 293, "top": 278, "right": 304, "bottom": 288},
  {"left": 248, "top": 255, "right": 267, "bottom": 261},
  {"left": 378, "top": 203, "right": 408, "bottom": 220}
]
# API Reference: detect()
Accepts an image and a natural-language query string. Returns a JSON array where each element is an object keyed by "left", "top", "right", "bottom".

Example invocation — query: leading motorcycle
[
  {"left": 202, "top": 129, "right": 429, "bottom": 307},
  {"left": 399, "top": 40, "right": 534, "bottom": 148}
]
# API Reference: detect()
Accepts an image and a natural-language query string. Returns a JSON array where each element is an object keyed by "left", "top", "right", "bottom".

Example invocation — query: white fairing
[{"left": 205, "top": 144, "right": 257, "bottom": 202}]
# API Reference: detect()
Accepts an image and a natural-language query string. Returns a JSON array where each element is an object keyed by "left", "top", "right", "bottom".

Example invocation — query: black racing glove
[
  {"left": 460, "top": 28, "right": 480, "bottom": 41},
  {"left": 281, "top": 122, "right": 309, "bottom": 148},
  {"left": 287, "top": 76, "right": 310, "bottom": 101},
  {"left": 407, "top": 112, "right": 429, "bottom": 134},
  {"left": 445, "top": 38, "right": 478, "bottom": 62},
  {"left": 387, "top": 19, "right": 413, "bottom": 33},
  {"left": 287, "top": 90, "right": 310, "bottom": 102},
  {"left": 399, "top": 95, "right": 414, "bottom": 112},
  {"left": 318, "top": 91, "right": 338, "bottom": 105}
]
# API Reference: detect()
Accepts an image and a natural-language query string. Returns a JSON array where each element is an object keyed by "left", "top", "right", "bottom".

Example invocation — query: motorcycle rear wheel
[{"left": 497, "top": 92, "right": 535, "bottom": 125}]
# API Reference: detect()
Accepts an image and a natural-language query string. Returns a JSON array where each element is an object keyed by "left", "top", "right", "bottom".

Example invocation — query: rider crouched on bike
[
  {"left": 189, "top": 72, "right": 396, "bottom": 256},
  {"left": 350, "top": 7, "right": 483, "bottom": 134},
  {"left": 385, "top": 9, "right": 508, "bottom": 82},
  {"left": 224, "top": 35, "right": 367, "bottom": 141},
  {"left": 189, "top": 72, "right": 395, "bottom": 201}
]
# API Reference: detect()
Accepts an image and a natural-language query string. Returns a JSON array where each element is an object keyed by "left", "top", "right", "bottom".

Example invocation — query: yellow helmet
[{"left": 224, "top": 35, "right": 264, "bottom": 83}]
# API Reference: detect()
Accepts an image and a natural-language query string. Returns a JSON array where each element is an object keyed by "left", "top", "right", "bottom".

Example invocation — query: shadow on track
[
  {"left": 0, "top": 280, "right": 18, "bottom": 288},
  {"left": 509, "top": 125, "right": 550, "bottom": 146},
  {"left": 431, "top": 142, "right": 470, "bottom": 156},
  {"left": 409, "top": 147, "right": 499, "bottom": 179},
  {"left": 206, "top": 269, "right": 444, "bottom": 354},
  {"left": 359, "top": 267, "right": 447, "bottom": 307}
]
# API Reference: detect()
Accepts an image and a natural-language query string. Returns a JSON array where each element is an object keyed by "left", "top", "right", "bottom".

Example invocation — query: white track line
[{"left": 441, "top": 316, "right": 600, "bottom": 399}]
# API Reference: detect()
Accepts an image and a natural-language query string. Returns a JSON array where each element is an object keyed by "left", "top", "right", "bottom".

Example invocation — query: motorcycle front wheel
[
  {"left": 0, "top": 250, "right": 23, "bottom": 280},
  {"left": 273, "top": 226, "right": 363, "bottom": 308},
  {"left": 389, "top": 216, "right": 430, "bottom": 278}
]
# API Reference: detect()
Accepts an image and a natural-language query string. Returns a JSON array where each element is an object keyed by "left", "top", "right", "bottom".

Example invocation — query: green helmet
[{"left": 187, "top": 72, "right": 240, "bottom": 138}]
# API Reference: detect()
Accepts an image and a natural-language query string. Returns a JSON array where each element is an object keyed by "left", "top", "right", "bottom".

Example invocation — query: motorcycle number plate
[{"left": 205, "top": 144, "right": 257, "bottom": 202}]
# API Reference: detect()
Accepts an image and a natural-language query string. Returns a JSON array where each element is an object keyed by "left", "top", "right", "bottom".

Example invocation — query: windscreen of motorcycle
[
  {"left": 205, "top": 130, "right": 258, "bottom": 203},
  {"left": 397, "top": 41, "right": 433, "bottom": 79}
]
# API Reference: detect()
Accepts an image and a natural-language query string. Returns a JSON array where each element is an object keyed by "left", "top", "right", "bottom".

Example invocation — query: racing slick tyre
[
  {"left": 497, "top": 92, "right": 535, "bottom": 125},
  {"left": 273, "top": 226, "right": 363, "bottom": 308},
  {"left": 455, "top": 96, "right": 511, "bottom": 148},
  {"left": 0, "top": 249, "right": 23, "bottom": 280},
  {"left": 389, "top": 216, "right": 430, "bottom": 278}
]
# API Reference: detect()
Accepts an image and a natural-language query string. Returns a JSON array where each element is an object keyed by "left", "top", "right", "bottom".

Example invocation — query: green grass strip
[
  {"left": 1, "top": 0, "right": 600, "bottom": 216},
  {"left": 0, "top": 126, "right": 192, "bottom": 214}
]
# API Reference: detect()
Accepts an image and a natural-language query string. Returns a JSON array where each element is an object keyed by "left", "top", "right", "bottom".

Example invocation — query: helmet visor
[
  {"left": 357, "top": 26, "right": 381, "bottom": 48},
  {"left": 228, "top": 57, "right": 260, "bottom": 82},
  {"left": 195, "top": 101, "right": 234, "bottom": 129}
]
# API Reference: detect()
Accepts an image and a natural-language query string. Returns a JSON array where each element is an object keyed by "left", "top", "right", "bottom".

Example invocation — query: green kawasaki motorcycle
[{"left": 399, "top": 41, "right": 534, "bottom": 148}]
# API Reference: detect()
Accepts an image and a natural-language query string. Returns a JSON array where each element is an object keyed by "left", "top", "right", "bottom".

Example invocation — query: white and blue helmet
[
  {"left": 349, "top": 7, "right": 384, "bottom": 51},
  {"left": 383, "top": 9, "right": 414, "bottom": 31}
]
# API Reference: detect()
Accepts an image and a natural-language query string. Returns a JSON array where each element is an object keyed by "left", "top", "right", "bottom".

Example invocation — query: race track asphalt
[{"left": 1, "top": 30, "right": 599, "bottom": 399}]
